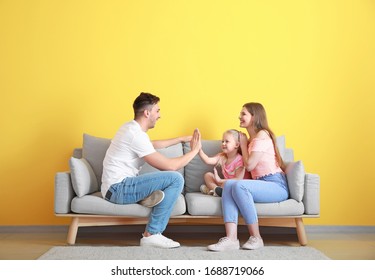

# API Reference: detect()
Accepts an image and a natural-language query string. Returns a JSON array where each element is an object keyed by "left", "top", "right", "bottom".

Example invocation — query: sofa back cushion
[
  {"left": 82, "top": 134, "right": 111, "bottom": 187},
  {"left": 139, "top": 143, "right": 184, "bottom": 176},
  {"left": 81, "top": 133, "right": 184, "bottom": 189},
  {"left": 276, "top": 135, "right": 286, "bottom": 160}
]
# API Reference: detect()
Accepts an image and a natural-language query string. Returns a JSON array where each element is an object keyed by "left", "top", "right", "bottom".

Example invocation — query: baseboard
[{"left": 304, "top": 225, "right": 375, "bottom": 234}]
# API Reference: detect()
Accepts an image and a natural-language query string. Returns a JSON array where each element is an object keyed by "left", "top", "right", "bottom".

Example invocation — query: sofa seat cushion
[
  {"left": 185, "top": 192, "right": 304, "bottom": 216},
  {"left": 71, "top": 192, "right": 186, "bottom": 216},
  {"left": 185, "top": 192, "right": 223, "bottom": 215}
]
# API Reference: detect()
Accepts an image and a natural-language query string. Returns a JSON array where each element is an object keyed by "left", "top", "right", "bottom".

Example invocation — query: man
[{"left": 101, "top": 92, "right": 201, "bottom": 248}]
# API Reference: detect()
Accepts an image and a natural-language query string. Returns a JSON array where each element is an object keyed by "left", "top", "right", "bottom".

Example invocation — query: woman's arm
[
  {"left": 240, "top": 131, "right": 265, "bottom": 172},
  {"left": 244, "top": 152, "right": 263, "bottom": 172}
]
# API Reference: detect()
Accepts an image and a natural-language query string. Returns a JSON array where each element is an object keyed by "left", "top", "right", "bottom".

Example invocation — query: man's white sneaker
[
  {"left": 242, "top": 236, "right": 264, "bottom": 250},
  {"left": 140, "top": 233, "right": 180, "bottom": 249},
  {"left": 207, "top": 237, "right": 240, "bottom": 252}
]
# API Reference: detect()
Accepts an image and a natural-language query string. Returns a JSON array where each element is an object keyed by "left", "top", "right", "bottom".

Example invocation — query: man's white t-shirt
[{"left": 101, "top": 120, "right": 156, "bottom": 198}]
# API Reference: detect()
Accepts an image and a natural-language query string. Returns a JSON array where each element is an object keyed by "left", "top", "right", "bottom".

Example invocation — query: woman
[{"left": 208, "top": 102, "right": 289, "bottom": 251}]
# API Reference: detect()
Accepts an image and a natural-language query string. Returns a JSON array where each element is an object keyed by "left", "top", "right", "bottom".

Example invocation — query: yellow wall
[{"left": 1, "top": 0, "right": 374, "bottom": 226}]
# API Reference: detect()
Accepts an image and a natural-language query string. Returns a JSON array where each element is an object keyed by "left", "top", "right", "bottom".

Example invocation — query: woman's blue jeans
[
  {"left": 222, "top": 172, "right": 289, "bottom": 225},
  {"left": 105, "top": 171, "right": 184, "bottom": 234}
]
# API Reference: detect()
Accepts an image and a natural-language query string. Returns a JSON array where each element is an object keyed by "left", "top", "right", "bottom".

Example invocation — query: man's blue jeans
[
  {"left": 222, "top": 172, "right": 289, "bottom": 225},
  {"left": 105, "top": 171, "right": 184, "bottom": 234}
]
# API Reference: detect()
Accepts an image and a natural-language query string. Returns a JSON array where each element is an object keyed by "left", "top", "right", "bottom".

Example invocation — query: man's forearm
[{"left": 152, "top": 137, "right": 183, "bottom": 149}]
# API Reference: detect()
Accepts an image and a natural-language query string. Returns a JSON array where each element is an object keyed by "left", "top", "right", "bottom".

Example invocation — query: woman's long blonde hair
[{"left": 243, "top": 102, "right": 285, "bottom": 170}]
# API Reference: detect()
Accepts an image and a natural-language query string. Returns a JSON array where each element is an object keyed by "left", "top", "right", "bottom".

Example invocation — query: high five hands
[{"left": 190, "top": 128, "right": 202, "bottom": 152}]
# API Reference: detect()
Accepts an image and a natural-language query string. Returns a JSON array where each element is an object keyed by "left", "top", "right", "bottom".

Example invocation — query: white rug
[{"left": 38, "top": 245, "right": 330, "bottom": 260}]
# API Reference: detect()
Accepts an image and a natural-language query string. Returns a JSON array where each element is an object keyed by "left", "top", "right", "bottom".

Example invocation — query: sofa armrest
[
  {"left": 54, "top": 171, "right": 75, "bottom": 214},
  {"left": 303, "top": 173, "right": 320, "bottom": 215}
]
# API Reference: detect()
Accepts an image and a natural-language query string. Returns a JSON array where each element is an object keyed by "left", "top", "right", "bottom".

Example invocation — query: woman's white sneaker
[
  {"left": 242, "top": 236, "right": 264, "bottom": 250},
  {"left": 207, "top": 237, "right": 240, "bottom": 251},
  {"left": 140, "top": 233, "right": 180, "bottom": 249}
]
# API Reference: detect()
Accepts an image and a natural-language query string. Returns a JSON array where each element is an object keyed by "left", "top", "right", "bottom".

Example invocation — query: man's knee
[{"left": 169, "top": 171, "right": 184, "bottom": 191}]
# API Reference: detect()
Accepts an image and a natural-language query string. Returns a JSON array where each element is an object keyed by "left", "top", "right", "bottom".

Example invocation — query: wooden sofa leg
[
  {"left": 295, "top": 218, "right": 307, "bottom": 246},
  {"left": 67, "top": 217, "right": 79, "bottom": 245}
]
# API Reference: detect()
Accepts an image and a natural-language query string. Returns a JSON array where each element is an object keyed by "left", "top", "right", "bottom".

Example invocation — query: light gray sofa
[{"left": 55, "top": 134, "right": 320, "bottom": 245}]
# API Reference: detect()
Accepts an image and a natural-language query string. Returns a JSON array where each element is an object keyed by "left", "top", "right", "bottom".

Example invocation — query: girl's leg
[{"left": 204, "top": 172, "right": 218, "bottom": 191}]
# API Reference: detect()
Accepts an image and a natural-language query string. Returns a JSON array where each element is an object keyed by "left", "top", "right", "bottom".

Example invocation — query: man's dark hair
[{"left": 133, "top": 92, "right": 160, "bottom": 118}]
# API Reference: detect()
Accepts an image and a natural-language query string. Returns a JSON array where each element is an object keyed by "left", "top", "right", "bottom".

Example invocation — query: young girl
[{"left": 198, "top": 129, "right": 249, "bottom": 197}]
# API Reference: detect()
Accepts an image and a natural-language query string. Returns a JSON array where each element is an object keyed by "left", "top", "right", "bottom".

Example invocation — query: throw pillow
[
  {"left": 69, "top": 157, "right": 99, "bottom": 197},
  {"left": 285, "top": 160, "right": 305, "bottom": 202},
  {"left": 82, "top": 133, "right": 111, "bottom": 186}
]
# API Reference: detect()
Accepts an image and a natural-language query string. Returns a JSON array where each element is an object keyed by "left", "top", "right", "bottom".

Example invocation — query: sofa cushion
[
  {"left": 285, "top": 160, "right": 305, "bottom": 202},
  {"left": 71, "top": 192, "right": 186, "bottom": 216},
  {"left": 82, "top": 133, "right": 111, "bottom": 187},
  {"left": 185, "top": 192, "right": 304, "bottom": 216},
  {"left": 69, "top": 157, "right": 99, "bottom": 197}
]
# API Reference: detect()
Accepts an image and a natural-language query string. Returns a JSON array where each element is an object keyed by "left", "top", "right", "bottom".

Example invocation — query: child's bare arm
[
  {"left": 213, "top": 167, "right": 224, "bottom": 185},
  {"left": 198, "top": 149, "right": 221, "bottom": 165}
]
